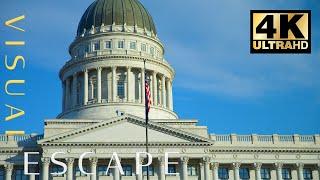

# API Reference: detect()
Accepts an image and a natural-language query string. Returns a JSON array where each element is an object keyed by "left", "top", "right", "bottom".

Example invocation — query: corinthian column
[
  {"left": 66, "top": 158, "right": 74, "bottom": 180},
  {"left": 137, "top": 158, "right": 144, "bottom": 180},
  {"left": 233, "top": 162, "right": 241, "bottom": 180},
  {"left": 152, "top": 72, "right": 158, "bottom": 105},
  {"left": 84, "top": 69, "right": 89, "bottom": 105},
  {"left": 161, "top": 75, "right": 166, "bottom": 107},
  {"left": 90, "top": 157, "right": 98, "bottom": 180},
  {"left": 65, "top": 77, "right": 71, "bottom": 109},
  {"left": 127, "top": 66, "right": 132, "bottom": 102},
  {"left": 180, "top": 157, "right": 189, "bottom": 180},
  {"left": 297, "top": 163, "right": 304, "bottom": 180},
  {"left": 97, "top": 67, "right": 102, "bottom": 103},
  {"left": 167, "top": 79, "right": 173, "bottom": 110},
  {"left": 254, "top": 163, "right": 262, "bottom": 180},
  {"left": 203, "top": 157, "right": 211, "bottom": 180},
  {"left": 158, "top": 157, "right": 165, "bottom": 180},
  {"left": 72, "top": 73, "right": 78, "bottom": 107},
  {"left": 275, "top": 163, "right": 283, "bottom": 180},
  {"left": 41, "top": 157, "right": 50, "bottom": 180},
  {"left": 112, "top": 66, "right": 117, "bottom": 102},
  {"left": 4, "top": 163, "right": 13, "bottom": 180},
  {"left": 212, "top": 162, "right": 219, "bottom": 180},
  {"left": 141, "top": 68, "right": 145, "bottom": 104}
]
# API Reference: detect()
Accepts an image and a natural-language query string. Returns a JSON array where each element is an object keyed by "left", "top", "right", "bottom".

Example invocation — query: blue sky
[{"left": 0, "top": 0, "right": 319, "bottom": 135}]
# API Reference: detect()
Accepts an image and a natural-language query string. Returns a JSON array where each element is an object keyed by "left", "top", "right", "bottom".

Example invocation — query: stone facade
[{"left": 0, "top": 0, "right": 319, "bottom": 180}]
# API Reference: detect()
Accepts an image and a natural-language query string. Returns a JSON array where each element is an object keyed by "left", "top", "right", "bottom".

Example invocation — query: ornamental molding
[
  {"left": 59, "top": 55, "right": 175, "bottom": 80},
  {"left": 209, "top": 147, "right": 320, "bottom": 153},
  {"left": 39, "top": 114, "right": 214, "bottom": 146}
]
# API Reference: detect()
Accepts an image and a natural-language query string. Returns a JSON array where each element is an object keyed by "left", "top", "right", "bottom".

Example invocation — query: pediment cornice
[{"left": 39, "top": 114, "right": 214, "bottom": 146}]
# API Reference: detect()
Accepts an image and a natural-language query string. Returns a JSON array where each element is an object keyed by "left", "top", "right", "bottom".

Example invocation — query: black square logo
[{"left": 250, "top": 10, "right": 311, "bottom": 54}]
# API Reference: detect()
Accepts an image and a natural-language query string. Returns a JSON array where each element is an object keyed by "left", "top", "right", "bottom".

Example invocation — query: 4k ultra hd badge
[{"left": 250, "top": 10, "right": 311, "bottom": 54}]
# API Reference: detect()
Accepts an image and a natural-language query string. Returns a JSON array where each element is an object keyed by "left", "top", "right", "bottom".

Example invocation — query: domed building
[{"left": 0, "top": 0, "right": 319, "bottom": 180}]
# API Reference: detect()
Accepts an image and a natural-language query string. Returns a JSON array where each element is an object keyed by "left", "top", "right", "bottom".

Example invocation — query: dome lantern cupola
[{"left": 76, "top": 0, "right": 157, "bottom": 38}]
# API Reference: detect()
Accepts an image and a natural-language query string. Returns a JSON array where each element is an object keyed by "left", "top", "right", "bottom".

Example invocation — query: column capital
[
  {"left": 275, "top": 162, "right": 283, "bottom": 169},
  {"left": 158, "top": 156, "right": 165, "bottom": 165},
  {"left": 180, "top": 156, "right": 189, "bottom": 163},
  {"left": 89, "top": 157, "right": 98, "bottom": 166},
  {"left": 41, "top": 157, "right": 50, "bottom": 165},
  {"left": 296, "top": 162, "right": 304, "bottom": 169},
  {"left": 96, "top": 67, "right": 102, "bottom": 71},
  {"left": 211, "top": 162, "right": 219, "bottom": 169},
  {"left": 73, "top": 72, "right": 78, "bottom": 77},
  {"left": 126, "top": 66, "right": 131, "bottom": 70},
  {"left": 66, "top": 157, "right": 75, "bottom": 165},
  {"left": 4, "top": 163, "right": 13, "bottom": 171},
  {"left": 112, "top": 66, "right": 117, "bottom": 70},
  {"left": 233, "top": 162, "right": 241, "bottom": 169},
  {"left": 83, "top": 68, "right": 88, "bottom": 73},
  {"left": 254, "top": 162, "right": 262, "bottom": 170},
  {"left": 202, "top": 156, "right": 211, "bottom": 163}
]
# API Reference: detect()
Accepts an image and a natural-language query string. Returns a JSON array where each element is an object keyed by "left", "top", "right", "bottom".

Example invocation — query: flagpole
[{"left": 144, "top": 60, "right": 150, "bottom": 180}]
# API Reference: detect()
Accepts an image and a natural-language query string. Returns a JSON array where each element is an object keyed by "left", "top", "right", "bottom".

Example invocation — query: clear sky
[{"left": 0, "top": 0, "right": 319, "bottom": 135}]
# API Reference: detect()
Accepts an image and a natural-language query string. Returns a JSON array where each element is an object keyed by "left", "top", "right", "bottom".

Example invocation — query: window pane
[
  {"left": 261, "top": 168, "right": 270, "bottom": 179},
  {"left": 123, "top": 165, "right": 132, "bottom": 176},
  {"left": 130, "top": 42, "right": 136, "bottom": 49},
  {"left": 168, "top": 164, "right": 176, "bottom": 174},
  {"left": 141, "top": 44, "right": 146, "bottom": 52},
  {"left": 93, "top": 42, "right": 100, "bottom": 51},
  {"left": 303, "top": 168, "right": 312, "bottom": 179},
  {"left": 282, "top": 168, "right": 291, "bottom": 179},
  {"left": 98, "top": 166, "right": 111, "bottom": 176},
  {"left": 105, "top": 41, "right": 112, "bottom": 48},
  {"left": 218, "top": 168, "right": 229, "bottom": 179},
  {"left": 142, "top": 166, "right": 154, "bottom": 176},
  {"left": 118, "top": 41, "right": 124, "bottom": 48},
  {"left": 187, "top": 165, "right": 198, "bottom": 176},
  {"left": 239, "top": 168, "right": 250, "bottom": 179}
]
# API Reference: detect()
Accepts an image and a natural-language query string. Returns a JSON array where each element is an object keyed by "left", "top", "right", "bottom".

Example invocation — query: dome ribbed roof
[{"left": 77, "top": 0, "right": 157, "bottom": 36}]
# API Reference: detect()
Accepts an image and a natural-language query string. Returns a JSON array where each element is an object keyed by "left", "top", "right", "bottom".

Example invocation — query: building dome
[{"left": 77, "top": 0, "right": 157, "bottom": 36}]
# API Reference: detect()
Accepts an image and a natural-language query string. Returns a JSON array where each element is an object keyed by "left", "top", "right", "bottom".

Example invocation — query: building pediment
[{"left": 38, "top": 114, "right": 213, "bottom": 146}]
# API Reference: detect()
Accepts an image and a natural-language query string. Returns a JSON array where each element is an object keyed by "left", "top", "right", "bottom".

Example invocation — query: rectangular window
[
  {"left": 141, "top": 44, "right": 147, "bottom": 52},
  {"left": 239, "top": 168, "right": 250, "bottom": 180},
  {"left": 51, "top": 165, "right": 64, "bottom": 177},
  {"left": 98, "top": 166, "right": 112, "bottom": 176},
  {"left": 93, "top": 42, "right": 100, "bottom": 51},
  {"left": 168, "top": 164, "right": 176, "bottom": 174},
  {"left": 130, "top": 42, "right": 136, "bottom": 49},
  {"left": 282, "top": 168, "right": 292, "bottom": 179},
  {"left": 118, "top": 41, "right": 124, "bottom": 48},
  {"left": 75, "top": 166, "right": 88, "bottom": 177},
  {"left": 218, "top": 167, "right": 229, "bottom": 180},
  {"left": 142, "top": 166, "right": 154, "bottom": 176},
  {"left": 14, "top": 168, "right": 29, "bottom": 180},
  {"left": 187, "top": 165, "right": 198, "bottom": 176},
  {"left": 150, "top": 47, "right": 155, "bottom": 56},
  {"left": 303, "top": 168, "right": 313, "bottom": 180},
  {"left": 105, "top": 41, "right": 112, "bottom": 49},
  {"left": 123, "top": 165, "right": 132, "bottom": 176},
  {"left": 261, "top": 168, "right": 271, "bottom": 180}
]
